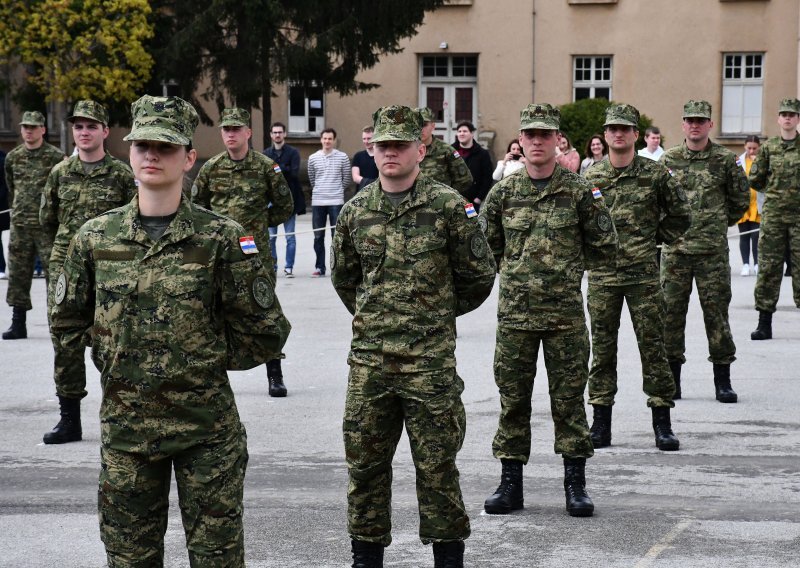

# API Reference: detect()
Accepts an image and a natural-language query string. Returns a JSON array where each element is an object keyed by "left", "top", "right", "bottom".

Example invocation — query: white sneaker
[
  {"left": 284, "top": 268, "right": 294, "bottom": 278},
  {"left": 740, "top": 264, "right": 750, "bottom": 276},
  {"left": 753, "top": 264, "right": 758, "bottom": 275},
  {"left": 0, "top": 272, "right": 6, "bottom": 280}
]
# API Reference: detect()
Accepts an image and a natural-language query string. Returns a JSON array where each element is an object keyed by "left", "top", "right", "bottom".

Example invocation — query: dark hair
[
  {"left": 645, "top": 126, "right": 661, "bottom": 137},
  {"left": 744, "top": 135, "right": 761, "bottom": 145},
  {"left": 506, "top": 139, "right": 521, "bottom": 153},
  {"left": 558, "top": 131, "right": 572, "bottom": 148},
  {"left": 270, "top": 122, "right": 286, "bottom": 132},
  {"left": 321, "top": 128, "right": 337, "bottom": 139},
  {"left": 456, "top": 121, "right": 476, "bottom": 132},
  {"left": 583, "top": 134, "right": 608, "bottom": 158}
]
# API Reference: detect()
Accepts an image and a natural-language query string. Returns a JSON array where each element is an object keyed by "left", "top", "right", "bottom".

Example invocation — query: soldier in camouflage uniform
[
  {"left": 2, "top": 111, "right": 64, "bottom": 340},
  {"left": 40, "top": 100, "right": 137, "bottom": 444},
  {"left": 585, "top": 104, "right": 691, "bottom": 452},
  {"left": 331, "top": 105, "right": 495, "bottom": 568},
  {"left": 416, "top": 107, "right": 473, "bottom": 195},
  {"left": 750, "top": 98, "right": 800, "bottom": 340},
  {"left": 193, "top": 108, "right": 294, "bottom": 397},
  {"left": 660, "top": 100, "right": 750, "bottom": 403},
  {"left": 50, "top": 95, "right": 291, "bottom": 567},
  {"left": 480, "top": 103, "right": 617, "bottom": 519}
]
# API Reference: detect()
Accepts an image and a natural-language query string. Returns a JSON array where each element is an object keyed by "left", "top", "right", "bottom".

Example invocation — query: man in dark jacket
[{"left": 452, "top": 121, "right": 493, "bottom": 211}]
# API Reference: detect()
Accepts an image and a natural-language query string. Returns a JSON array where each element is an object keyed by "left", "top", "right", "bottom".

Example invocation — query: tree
[
  {"left": 559, "top": 98, "right": 653, "bottom": 159},
  {"left": 149, "top": 0, "right": 447, "bottom": 148},
  {"left": 0, "top": 0, "right": 154, "bottom": 129}
]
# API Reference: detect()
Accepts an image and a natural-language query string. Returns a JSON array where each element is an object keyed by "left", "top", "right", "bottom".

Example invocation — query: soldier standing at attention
[
  {"left": 416, "top": 107, "right": 473, "bottom": 195},
  {"left": 40, "top": 100, "right": 137, "bottom": 444},
  {"left": 749, "top": 98, "right": 800, "bottom": 340},
  {"left": 193, "top": 108, "right": 294, "bottom": 397},
  {"left": 50, "top": 95, "right": 290, "bottom": 566},
  {"left": 660, "top": 100, "right": 750, "bottom": 403},
  {"left": 585, "top": 104, "right": 691, "bottom": 451},
  {"left": 2, "top": 111, "right": 64, "bottom": 340},
  {"left": 480, "top": 103, "right": 617, "bottom": 518},
  {"left": 332, "top": 105, "right": 495, "bottom": 568}
]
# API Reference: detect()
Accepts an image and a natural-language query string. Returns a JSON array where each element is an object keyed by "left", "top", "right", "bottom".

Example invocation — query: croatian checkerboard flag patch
[
  {"left": 453, "top": 150, "right": 462, "bottom": 159},
  {"left": 272, "top": 164, "right": 282, "bottom": 174},
  {"left": 464, "top": 202, "right": 478, "bottom": 218},
  {"left": 239, "top": 236, "right": 258, "bottom": 254},
  {"left": 592, "top": 187, "right": 603, "bottom": 199}
]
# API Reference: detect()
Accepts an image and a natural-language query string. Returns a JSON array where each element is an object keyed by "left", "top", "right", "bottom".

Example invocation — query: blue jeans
[
  {"left": 312, "top": 205, "right": 343, "bottom": 273},
  {"left": 269, "top": 214, "right": 297, "bottom": 270}
]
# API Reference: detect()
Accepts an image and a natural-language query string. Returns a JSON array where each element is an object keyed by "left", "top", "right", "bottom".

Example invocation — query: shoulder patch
[
  {"left": 453, "top": 150, "right": 462, "bottom": 160},
  {"left": 597, "top": 211, "right": 613, "bottom": 232},
  {"left": 252, "top": 276, "right": 274, "bottom": 309},
  {"left": 464, "top": 202, "right": 478, "bottom": 218},
  {"left": 272, "top": 164, "right": 282, "bottom": 174},
  {"left": 592, "top": 187, "right": 603, "bottom": 199},
  {"left": 478, "top": 215, "right": 488, "bottom": 233},
  {"left": 470, "top": 232, "right": 487, "bottom": 259},
  {"left": 54, "top": 273, "right": 67, "bottom": 305},
  {"left": 191, "top": 184, "right": 198, "bottom": 198},
  {"left": 749, "top": 163, "right": 758, "bottom": 175},
  {"left": 239, "top": 236, "right": 258, "bottom": 254}
]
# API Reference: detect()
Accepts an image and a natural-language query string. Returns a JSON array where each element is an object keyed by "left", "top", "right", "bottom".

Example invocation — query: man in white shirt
[{"left": 637, "top": 126, "right": 665, "bottom": 161}]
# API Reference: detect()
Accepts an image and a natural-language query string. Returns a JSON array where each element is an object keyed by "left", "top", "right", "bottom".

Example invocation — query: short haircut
[
  {"left": 645, "top": 126, "right": 661, "bottom": 137},
  {"left": 362, "top": 126, "right": 374, "bottom": 134},
  {"left": 456, "top": 121, "right": 476, "bottom": 132},
  {"left": 744, "top": 135, "right": 761, "bottom": 145},
  {"left": 270, "top": 122, "right": 286, "bottom": 132},
  {"left": 321, "top": 127, "right": 337, "bottom": 139}
]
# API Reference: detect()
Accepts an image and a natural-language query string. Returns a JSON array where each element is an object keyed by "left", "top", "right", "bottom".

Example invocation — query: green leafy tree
[
  {"left": 149, "top": 0, "right": 446, "bottom": 147},
  {"left": 559, "top": 98, "right": 654, "bottom": 159},
  {"left": 0, "top": 0, "right": 154, "bottom": 126}
]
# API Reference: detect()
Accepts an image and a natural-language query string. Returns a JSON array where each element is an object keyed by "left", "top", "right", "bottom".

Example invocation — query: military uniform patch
[
  {"left": 54, "top": 273, "right": 67, "bottom": 305},
  {"left": 464, "top": 202, "right": 477, "bottom": 218},
  {"left": 676, "top": 187, "right": 688, "bottom": 202},
  {"left": 278, "top": 185, "right": 290, "bottom": 196},
  {"left": 252, "top": 276, "right": 274, "bottom": 308},
  {"left": 597, "top": 211, "right": 612, "bottom": 232},
  {"left": 191, "top": 184, "right": 198, "bottom": 198},
  {"left": 330, "top": 247, "right": 337, "bottom": 271},
  {"left": 272, "top": 164, "right": 282, "bottom": 174},
  {"left": 749, "top": 163, "right": 758, "bottom": 175},
  {"left": 592, "top": 187, "right": 603, "bottom": 199},
  {"left": 40, "top": 193, "right": 46, "bottom": 209},
  {"left": 239, "top": 236, "right": 258, "bottom": 254},
  {"left": 478, "top": 215, "right": 488, "bottom": 233},
  {"left": 470, "top": 232, "right": 487, "bottom": 258}
]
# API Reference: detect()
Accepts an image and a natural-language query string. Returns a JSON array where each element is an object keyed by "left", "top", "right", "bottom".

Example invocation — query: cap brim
[
  {"left": 603, "top": 120, "right": 638, "bottom": 127},
  {"left": 124, "top": 127, "right": 190, "bottom": 146},
  {"left": 520, "top": 122, "right": 558, "bottom": 130},
  {"left": 219, "top": 120, "right": 248, "bottom": 127},
  {"left": 68, "top": 112, "right": 105, "bottom": 124},
  {"left": 19, "top": 121, "right": 44, "bottom": 126},
  {"left": 371, "top": 132, "right": 419, "bottom": 143},
  {"left": 682, "top": 113, "right": 711, "bottom": 119}
]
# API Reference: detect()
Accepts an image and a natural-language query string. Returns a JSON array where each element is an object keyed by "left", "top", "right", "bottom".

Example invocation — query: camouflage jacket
[
  {"left": 40, "top": 153, "right": 137, "bottom": 266},
  {"left": 585, "top": 155, "right": 692, "bottom": 285},
  {"left": 193, "top": 150, "right": 293, "bottom": 252},
  {"left": 49, "top": 195, "right": 291, "bottom": 454},
  {"left": 331, "top": 175, "right": 495, "bottom": 373},
  {"left": 660, "top": 141, "right": 749, "bottom": 255},
  {"left": 4, "top": 142, "right": 64, "bottom": 227},
  {"left": 480, "top": 165, "right": 617, "bottom": 331},
  {"left": 748, "top": 134, "right": 800, "bottom": 224},
  {"left": 419, "top": 137, "right": 473, "bottom": 196}
]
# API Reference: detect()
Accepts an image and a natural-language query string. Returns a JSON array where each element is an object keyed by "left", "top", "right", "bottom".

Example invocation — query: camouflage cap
[
  {"left": 19, "top": 111, "right": 46, "bottom": 126},
  {"left": 123, "top": 95, "right": 199, "bottom": 146},
  {"left": 778, "top": 98, "right": 800, "bottom": 114},
  {"left": 416, "top": 107, "right": 436, "bottom": 123},
  {"left": 219, "top": 107, "right": 250, "bottom": 127},
  {"left": 604, "top": 103, "right": 640, "bottom": 127},
  {"left": 682, "top": 100, "right": 712, "bottom": 119},
  {"left": 371, "top": 105, "right": 423, "bottom": 143},
  {"left": 519, "top": 103, "right": 560, "bottom": 130},
  {"left": 68, "top": 100, "right": 109, "bottom": 125}
]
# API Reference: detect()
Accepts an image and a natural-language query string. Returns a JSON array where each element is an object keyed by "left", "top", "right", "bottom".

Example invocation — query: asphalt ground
[{"left": 1, "top": 216, "right": 799, "bottom": 567}]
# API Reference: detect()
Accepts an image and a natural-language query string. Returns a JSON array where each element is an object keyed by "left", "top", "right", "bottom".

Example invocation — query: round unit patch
[
  {"left": 676, "top": 187, "right": 688, "bottom": 202},
  {"left": 597, "top": 211, "right": 613, "bottom": 232},
  {"left": 54, "top": 273, "right": 67, "bottom": 305},
  {"left": 470, "top": 232, "right": 487, "bottom": 259},
  {"left": 478, "top": 215, "right": 488, "bottom": 234},
  {"left": 330, "top": 248, "right": 337, "bottom": 271},
  {"left": 191, "top": 184, "right": 199, "bottom": 198},
  {"left": 252, "top": 277, "right": 274, "bottom": 309},
  {"left": 279, "top": 185, "right": 290, "bottom": 196}
]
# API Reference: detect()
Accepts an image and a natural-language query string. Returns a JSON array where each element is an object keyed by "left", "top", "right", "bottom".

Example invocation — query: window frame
[{"left": 572, "top": 55, "right": 613, "bottom": 102}]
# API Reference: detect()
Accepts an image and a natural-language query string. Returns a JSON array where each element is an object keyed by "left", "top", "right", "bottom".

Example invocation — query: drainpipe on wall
[{"left": 532, "top": 0, "right": 536, "bottom": 102}]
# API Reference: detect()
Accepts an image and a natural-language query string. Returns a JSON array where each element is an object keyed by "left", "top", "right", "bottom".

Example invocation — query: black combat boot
[
  {"left": 651, "top": 407, "right": 679, "bottom": 451},
  {"left": 589, "top": 405, "right": 612, "bottom": 448},
  {"left": 42, "top": 396, "right": 82, "bottom": 444},
  {"left": 433, "top": 541, "right": 465, "bottom": 568},
  {"left": 563, "top": 457, "right": 594, "bottom": 517},
  {"left": 483, "top": 458, "right": 524, "bottom": 514},
  {"left": 750, "top": 310, "right": 772, "bottom": 340},
  {"left": 351, "top": 539, "right": 383, "bottom": 568},
  {"left": 712, "top": 363, "right": 738, "bottom": 403},
  {"left": 2, "top": 307, "right": 27, "bottom": 340},
  {"left": 266, "top": 359, "right": 287, "bottom": 397},
  {"left": 669, "top": 361, "right": 682, "bottom": 400}
]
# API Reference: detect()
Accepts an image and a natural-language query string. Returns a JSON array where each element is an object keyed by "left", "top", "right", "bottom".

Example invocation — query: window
[
  {"left": 573, "top": 56, "right": 612, "bottom": 101},
  {"left": 721, "top": 53, "right": 764, "bottom": 134},
  {"left": 421, "top": 56, "right": 477, "bottom": 79},
  {"left": 288, "top": 84, "right": 324, "bottom": 135},
  {"left": 419, "top": 55, "right": 478, "bottom": 142}
]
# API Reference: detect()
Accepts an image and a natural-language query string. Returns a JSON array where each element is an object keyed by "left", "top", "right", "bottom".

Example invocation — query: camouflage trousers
[
  {"left": 754, "top": 219, "right": 800, "bottom": 312},
  {"left": 5, "top": 223, "right": 51, "bottom": 310},
  {"left": 660, "top": 251, "right": 736, "bottom": 365},
  {"left": 492, "top": 325, "right": 594, "bottom": 462},
  {"left": 48, "top": 262, "right": 87, "bottom": 399},
  {"left": 100, "top": 429, "right": 248, "bottom": 568},
  {"left": 587, "top": 281, "right": 675, "bottom": 408},
  {"left": 343, "top": 364, "right": 469, "bottom": 546}
]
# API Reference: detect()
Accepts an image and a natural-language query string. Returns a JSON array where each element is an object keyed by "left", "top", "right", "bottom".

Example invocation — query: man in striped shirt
[{"left": 308, "top": 128, "right": 351, "bottom": 277}]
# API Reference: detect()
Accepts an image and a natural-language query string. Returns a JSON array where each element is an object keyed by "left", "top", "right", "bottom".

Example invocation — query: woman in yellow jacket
[{"left": 737, "top": 135, "right": 764, "bottom": 276}]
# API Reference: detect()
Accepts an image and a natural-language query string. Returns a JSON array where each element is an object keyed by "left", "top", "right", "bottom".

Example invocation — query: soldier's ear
[{"left": 417, "top": 141, "right": 427, "bottom": 163}]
